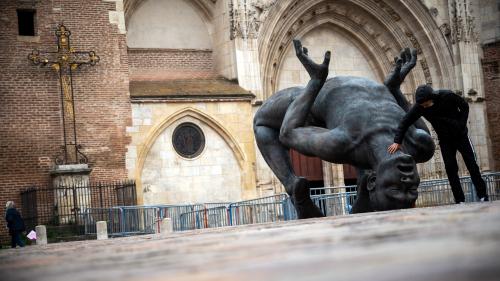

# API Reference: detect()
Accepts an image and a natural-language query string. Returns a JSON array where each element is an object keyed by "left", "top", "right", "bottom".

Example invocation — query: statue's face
[{"left": 368, "top": 154, "right": 420, "bottom": 211}]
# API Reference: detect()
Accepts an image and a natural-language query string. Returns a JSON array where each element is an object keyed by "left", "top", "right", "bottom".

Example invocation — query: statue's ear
[{"left": 366, "top": 171, "right": 377, "bottom": 191}]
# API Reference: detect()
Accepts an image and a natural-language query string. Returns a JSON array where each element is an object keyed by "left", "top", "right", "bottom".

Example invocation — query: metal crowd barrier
[
  {"left": 154, "top": 204, "right": 204, "bottom": 231},
  {"left": 228, "top": 194, "right": 293, "bottom": 226},
  {"left": 83, "top": 172, "right": 500, "bottom": 237},
  {"left": 83, "top": 206, "right": 159, "bottom": 237},
  {"left": 416, "top": 172, "right": 500, "bottom": 207},
  {"left": 179, "top": 206, "right": 231, "bottom": 231}
]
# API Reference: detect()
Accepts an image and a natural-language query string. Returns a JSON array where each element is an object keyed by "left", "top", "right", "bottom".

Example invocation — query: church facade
[{"left": 0, "top": 0, "right": 499, "bottom": 237}]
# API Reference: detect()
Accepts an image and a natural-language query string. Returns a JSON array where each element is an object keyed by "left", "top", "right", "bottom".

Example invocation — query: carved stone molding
[
  {"left": 439, "top": 23, "right": 451, "bottom": 38},
  {"left": 373, "top": 0, "right": 401, "bottom": 21},
  {"left": 449, "top": 0, "right": 479, "bottom": 44},
  {"left": 405, "top": 31, "right": 423, "bottom": 54},
  {"left": 419, "top": 58, "right": 433, "bottom": 84},
  {"left": 428, "top": 7, "right": 439, "bottom": 17},
  {"left": 230, "top": 0, "right": 277, "bottom": 40}
]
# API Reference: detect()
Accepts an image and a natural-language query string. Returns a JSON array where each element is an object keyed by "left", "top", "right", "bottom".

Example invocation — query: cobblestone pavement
[{"left": 1, "top": 202, "right": 500, "bottom": 281}]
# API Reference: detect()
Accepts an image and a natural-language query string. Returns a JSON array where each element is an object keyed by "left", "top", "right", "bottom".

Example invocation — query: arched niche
[
  {"left": 135, "top": 108, "right": 247, "bottom": 205},
  {"left": 126, "top": 0, "right": 213, "bottom": 49}
]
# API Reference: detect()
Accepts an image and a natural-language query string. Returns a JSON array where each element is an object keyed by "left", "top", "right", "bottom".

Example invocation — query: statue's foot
[{"left": 291, "top": 177, "right": 325, "bottom": 219}]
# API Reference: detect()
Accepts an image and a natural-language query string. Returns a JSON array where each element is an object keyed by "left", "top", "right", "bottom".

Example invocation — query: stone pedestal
[
  {"left": 35, "top": 225, "right": 47, "bottom": 245},
  {"left": 50, "top": 164, "right": 92, "bottom": 224},
  {"left": 96, "top": 221, "right": 108, "bottom": 240},
  {"left": 160, "top": 218, "right": 173, "bottom": 237}
]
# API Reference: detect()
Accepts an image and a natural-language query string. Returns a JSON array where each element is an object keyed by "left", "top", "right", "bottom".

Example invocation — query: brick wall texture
[
  {"left": 0, "top": 0, "right": 131, "bottom": 243},
  {"left": 483, "top": 42, "right": 500, "bottom": 171},
  {"left": 128, "top": 48, "right": 217, "bottom": 81}
]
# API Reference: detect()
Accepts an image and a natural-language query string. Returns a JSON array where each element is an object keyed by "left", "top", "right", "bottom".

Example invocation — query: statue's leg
[
  {"left": 254, "top": 124, "right": 298, "bottom": 193},
  {"left": 274, "top": 40, "right": 340, "bottom": 219},
  {"left": 254, "top": 122, "right": 326, "bottom": 219}
]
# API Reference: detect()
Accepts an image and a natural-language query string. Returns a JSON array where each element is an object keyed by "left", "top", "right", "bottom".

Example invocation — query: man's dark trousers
[{"left": 440, "top": 134, "right": 488, "bottom": 203}]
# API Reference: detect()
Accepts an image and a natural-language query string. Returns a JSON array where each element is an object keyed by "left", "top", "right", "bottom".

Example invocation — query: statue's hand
[
  {"left": 387, "top": 143, "right": 402, "bottom": 154},
  {"left": 293, "top": 39, "right": 331, "bottom": 81},
  {"left": 384, "top": 48, "right": 417, "bottom": 89}
]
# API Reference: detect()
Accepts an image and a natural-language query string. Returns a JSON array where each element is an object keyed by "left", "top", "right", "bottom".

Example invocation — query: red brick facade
[
  {"left": 0, "top": 0, "right": 131, "bottom": 242},
  {"left": 483, "top": 42, "right": 500, "bottom": 171},
  {"left": 128, "top": 48, "right": 216, "bottom": 81}
]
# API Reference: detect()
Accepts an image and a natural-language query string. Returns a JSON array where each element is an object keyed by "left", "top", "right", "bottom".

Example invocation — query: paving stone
[{"left": 1, "top": 202, "right": 499, "bottom": 281}]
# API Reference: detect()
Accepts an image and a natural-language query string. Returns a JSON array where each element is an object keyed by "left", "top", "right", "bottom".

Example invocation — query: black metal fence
[{"left": 20, "top": 180, "right": 136, "bottom": 240}]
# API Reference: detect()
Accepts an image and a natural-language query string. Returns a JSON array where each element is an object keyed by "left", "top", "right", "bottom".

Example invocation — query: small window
[
  {"left": 17, "top": 9, "right": 36, "bottom": 36},
  {"left": 172, "top": 123, "right": 205, "bottom": 159}
]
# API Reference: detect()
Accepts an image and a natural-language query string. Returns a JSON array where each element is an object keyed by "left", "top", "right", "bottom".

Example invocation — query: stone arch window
[{"left": 172, "top": 122, "right": 205, "bottom": 159}]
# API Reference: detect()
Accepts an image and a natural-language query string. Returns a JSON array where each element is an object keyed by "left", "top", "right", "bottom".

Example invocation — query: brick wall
[
  {"left": 0, "top": 0, "right": 131, "bottom": 243},
  {"left": 483, "top": 42, "right": 500, "bottom": 170},
  {"left": 128, "top": 48, "right": 217, "bottom": 80}
]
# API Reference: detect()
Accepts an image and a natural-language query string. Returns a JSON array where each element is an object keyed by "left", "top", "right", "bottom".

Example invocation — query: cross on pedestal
[{"left": 28, "top": 24, "right": 99, "bottom": 165}]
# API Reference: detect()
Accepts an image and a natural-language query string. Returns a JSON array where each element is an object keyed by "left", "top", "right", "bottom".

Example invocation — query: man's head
[
  {"left": 366, "top": 153, "right": 420, "bottom": 211},
  {"left": 415, "top": 84, "right": 435, "bottom": 107},
  {"left": 5, "top": 201, "right": 15, "bottom": 209}
]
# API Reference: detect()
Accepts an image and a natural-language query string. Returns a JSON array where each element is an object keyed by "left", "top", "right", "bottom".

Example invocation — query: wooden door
[{"left": 289, "top": 149, "right": 324, "bottom": 182}]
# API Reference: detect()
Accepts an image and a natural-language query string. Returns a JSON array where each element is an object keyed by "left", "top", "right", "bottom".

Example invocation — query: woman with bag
[{"left": 5, "top": 201, "right": 26, "bottom": 248}]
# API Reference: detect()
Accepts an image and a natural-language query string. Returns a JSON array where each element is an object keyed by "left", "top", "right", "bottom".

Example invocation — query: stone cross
[{"left": 28, "top": 24, "right": 99, "bottom": 164}]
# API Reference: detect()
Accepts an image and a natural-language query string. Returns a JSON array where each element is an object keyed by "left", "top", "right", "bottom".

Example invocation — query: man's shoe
[{"left": 479, "top": 197, "right": 489, "bottom": 202}]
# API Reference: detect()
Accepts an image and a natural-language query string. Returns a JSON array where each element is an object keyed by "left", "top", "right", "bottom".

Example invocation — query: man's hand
[{"left": 387, "top": 143, "right": 401, "bottom": 154}]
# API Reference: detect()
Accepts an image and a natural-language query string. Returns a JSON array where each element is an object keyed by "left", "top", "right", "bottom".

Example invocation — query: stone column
[
  {"left": 448, "top": 0, "right": 492, "bottom": 172},
  {"left": 50, "top": 164, "right": 92, "bottom": 224}
]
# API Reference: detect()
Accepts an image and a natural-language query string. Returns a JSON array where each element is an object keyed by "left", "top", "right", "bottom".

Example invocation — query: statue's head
[{"left": 366, "top": 153, "right": 420, "bottom": 211}]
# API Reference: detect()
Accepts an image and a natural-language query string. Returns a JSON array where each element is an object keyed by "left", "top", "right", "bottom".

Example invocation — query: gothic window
[
  {"left": 17, "top": 9, "right": 36, "bottom": 36},
  {"left": 172, "top": 123, "right": 205, "bottom": 159}
]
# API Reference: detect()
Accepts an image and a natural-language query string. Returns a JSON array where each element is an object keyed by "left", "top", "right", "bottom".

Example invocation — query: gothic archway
[{"left": 258, "top": 0, "right": 454, "bottom": 99}]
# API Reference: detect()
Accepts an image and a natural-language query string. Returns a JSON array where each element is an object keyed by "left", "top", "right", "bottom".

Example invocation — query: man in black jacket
[
  {"left": 5, "top": 201, "right": 25, "bottom": 248},
  {"left": 388, "top": 84, "right": 489, "bottom": 203}
]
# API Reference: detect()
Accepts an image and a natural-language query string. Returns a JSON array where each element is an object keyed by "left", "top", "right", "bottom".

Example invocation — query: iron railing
[{"left": 20, "top": 180, "right": 136, "bottom": 239}]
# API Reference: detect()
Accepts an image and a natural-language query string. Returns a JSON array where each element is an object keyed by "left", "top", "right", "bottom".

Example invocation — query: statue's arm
[
  {"left": 384, "top": 48, "right": 430, "bottom": 133},
  {"left": 384, "top": 48, "right": 417, "bottom": 91},
  {"left": 383, "top": 48, "right": 417, "bottom": 112}
]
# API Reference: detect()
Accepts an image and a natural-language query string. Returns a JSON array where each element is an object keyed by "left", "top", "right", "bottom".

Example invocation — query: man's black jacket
[{"left": 394, "top": 90, "right": 469, "bottom": 144}]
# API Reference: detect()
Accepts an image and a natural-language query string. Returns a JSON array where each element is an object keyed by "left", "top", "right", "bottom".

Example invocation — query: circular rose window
[{"left": 172, "top": 122, "right": 205, "bottom": 158}]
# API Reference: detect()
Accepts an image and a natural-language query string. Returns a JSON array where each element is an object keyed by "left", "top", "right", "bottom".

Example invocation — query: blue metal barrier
[
  {"left": 228, "top": 194, "right": 290, "bottom": 226},
  {"left": 84, "top": 172, "right": 500, "bottom": 237},
  {"left": 179, "top": 206, "right": 230, "bottom": 231},
  {"left": 83, "top": 206, "right": 159, "bottom": 236},
  {"left": 153, "top": 204, "right": 204, "bottom": 231}
]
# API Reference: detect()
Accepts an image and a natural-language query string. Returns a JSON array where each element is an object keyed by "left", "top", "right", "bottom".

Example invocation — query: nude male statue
[{"left": 253, "top": 40, "right": 435, "bottom": 218}]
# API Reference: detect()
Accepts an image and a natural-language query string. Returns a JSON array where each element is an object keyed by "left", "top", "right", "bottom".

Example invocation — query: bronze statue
[{"left": 254, "top": 40, "right": 435, "bottom": 218}]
